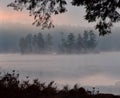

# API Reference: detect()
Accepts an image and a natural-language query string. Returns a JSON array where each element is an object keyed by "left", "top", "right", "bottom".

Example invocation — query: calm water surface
[{"left": 0, "top": 52, "right": 120, "bottom": 89}]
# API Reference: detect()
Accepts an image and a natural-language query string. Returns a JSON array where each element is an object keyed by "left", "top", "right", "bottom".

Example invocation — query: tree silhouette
[
  {"left": 0, "top": 71, "right": 120, "bottom": 98},
  {"left": 88, "top": 30, "right": 97, "bottom": 50},
  {"left": 19, "top": 37, "right": 27, "bottom": 54},
  {"left": 8, "top": 0, "right": 67, "bottom": 29},
  {"left": 45, "top": 33, "right": 53, "bottom": 52},
  {"left": 25, "top": 34, "right": 33, "bottom": 52},
  {"left": 8, "top": 0, "right": 120, "bottom": 35},
  {"left": 83, "top": 31, "right": 89, "bottom": 50},
  {"left": 66, "top": 33, "right": 75, "bottom": 53},
  {"left": 72, "top": 0, "right": 120, "bottom": 35},
  {"left": 19, "top": 31, "right": 97, "bottom": 54},
  {"left": 76, "top": 33, "right": 83, "bottom": 52},
  {"left": 37, "top": 33, "right": 45, "bottom": 53}
]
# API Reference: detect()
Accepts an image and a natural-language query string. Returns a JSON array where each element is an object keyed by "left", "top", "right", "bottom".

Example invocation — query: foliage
[
  {"left": 0, "top": 71, "right": 119, "bottom": 98},
  {"left": 19, "top": 31, "right": 97, "bottom": 54},
  {"left": 66, "top": 33, "right": 75, "bottom": 53},
  {"left": 72, "top": 0, "right": 120, "bottom": 35},
  {"left": 8, "top": 0, "right": 67, "bottom": 29},
  {"left": 37, "top": 32, "right": 45, "bottom": 52},
  {"left": 8, "top": 0, "right": 120, "bottom": 35},
  {"left": 46, "top": 33, "right": 53, "bottom": 51}
]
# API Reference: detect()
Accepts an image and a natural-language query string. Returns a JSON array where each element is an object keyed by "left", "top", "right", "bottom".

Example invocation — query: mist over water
[
  {"left": 1, "top": 0, "right": 120, "bottom": 96},
  {"left": 0, "top": 52, "right": 120, "bottom": 94}
]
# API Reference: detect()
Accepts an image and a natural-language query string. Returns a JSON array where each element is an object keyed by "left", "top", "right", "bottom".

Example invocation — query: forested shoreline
[{"left": 19, "top": 30, "right": 97, "bottom": 54}]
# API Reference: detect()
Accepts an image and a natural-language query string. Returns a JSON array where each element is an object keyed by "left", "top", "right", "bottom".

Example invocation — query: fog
[
  {"left": 1, "top": 23, "right": 120, "bottom": 53},
  {"left": 1, "top": 12, "right": 120, "bottom": 95},
  {"left": 1, "top": 19, "right": 120, "bottom": 96},
  {"left": 1, "top": 0, "right": 120, "bottom": 96},
  {"left": 0, "top": 52, "right": 120, "bottom": 94}
]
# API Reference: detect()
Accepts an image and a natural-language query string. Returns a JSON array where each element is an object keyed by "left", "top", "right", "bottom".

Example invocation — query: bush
[{"left": 0, "top": 71, "right": 119, "bottom": 98}]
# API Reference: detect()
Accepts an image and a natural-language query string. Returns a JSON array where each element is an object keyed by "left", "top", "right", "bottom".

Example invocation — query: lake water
[{"left": 0, "top": 52, "right": 120, "bottom": 94}]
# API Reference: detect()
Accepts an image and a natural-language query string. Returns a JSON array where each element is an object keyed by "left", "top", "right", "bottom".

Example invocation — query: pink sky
[
  {"left": 0, "top": 4, "right": 95, "bottom": 27},
  {"left": 0, "top": 8, "right": 79, "bottom": 25},
  {"left": 0, "top": 7, "right": 33, "bottom": 24},
  {"left": 1, "top": 1, "right": 120, "bottom": 28}
]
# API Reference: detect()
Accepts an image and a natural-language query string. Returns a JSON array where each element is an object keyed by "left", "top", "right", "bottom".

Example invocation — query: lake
[{"left": 0, "top": 52, "right": 120, "bottom": 94}]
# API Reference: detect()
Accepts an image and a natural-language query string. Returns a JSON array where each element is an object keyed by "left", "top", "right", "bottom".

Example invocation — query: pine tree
[
  {"left": 19, "top": 37, "right": 27, "bottom": 54},
  {"left": 88, "top": 30, "right": 97, "bottom": 50},
  {"left": 83, "top": 31, "right": 89, "bottom": 51},
  {"left": 25, "top": 34, "right": 33, "bottom": 53},
  {"left": 37, "top": 33, "right": 45, "bottom": 53},
  {"left": 45, "top": 33, "right": 53, "bottom": 52},
  {"left": 76, "top": 33, "right": 83, "bottom": 53},
  {"left": 32, "top": 34, "right": 38, "bottom": 53},
  {"left": 59, "top": 32, "right": 67, "bottom": 53},
  {"left": 66, "top": 33, "right": 75, "bottom": 53},
  {"left": 83, "top": 30, "right": 97, "bottom": 52}
]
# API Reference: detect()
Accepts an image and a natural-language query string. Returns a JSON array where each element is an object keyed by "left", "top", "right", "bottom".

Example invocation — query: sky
[
  {"left": 1, "top": 0, "right": 120, "bottom": 30},
  {"left": 0, "top": 0, "right": 96, "bottom": 27}
]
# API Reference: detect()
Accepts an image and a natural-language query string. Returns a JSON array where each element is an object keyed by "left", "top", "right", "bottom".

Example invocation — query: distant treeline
[
  {"left": 19, "top": 30, "right": 97, "bottom": 54},
  {"left": 0, "top": 71, "right": 119, "bottom": 98}
]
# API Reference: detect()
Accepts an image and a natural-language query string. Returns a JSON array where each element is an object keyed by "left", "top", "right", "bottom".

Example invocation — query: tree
[
  {"left": 88, "top": 30, "right": 97, "bottom": 50},
  {"left": 32, "top": 34, "right": 38, "bottom": 52},
  {"left": 19, "top": 37, "right": 27, "bottom": 54},
  {"left": 25, "top": 34, "right": 33, "bottom": 52},
  {"left": 8, "top": 0, "right": 120, "bottom": 35},
  {"left": 83, "top": 30, "right": 97, "bottom": 51},
  {"left": 75, "top": 33, "right": 83, "bottom": 53},
  {"left": 37, "top": 32, "right": 45, "bottom": 53},
  {"left": 45, "top": 33, "right": 53, "bottom": 52},
  {"left": 8, "top": 0, "right": 67, "bottom": 29},
  {"left": 66, "top": 33, "right": 75, "bottom": 53},
  {"left": 72, "top": 0, "right": 120, "bottom": 35},
  {"left": 60, "top": 33, "right": 67, "bottom": 53},
  {"left": 83, "top": 30, "right": 89, "bottom": 51},
  {"left": 19, "top": 34, "right": 33, "bottom": 53}
]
